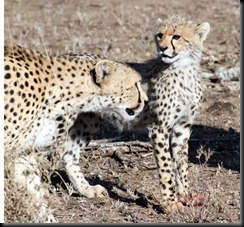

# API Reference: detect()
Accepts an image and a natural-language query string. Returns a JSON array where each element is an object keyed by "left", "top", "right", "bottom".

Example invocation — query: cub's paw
[
  {"left": 164, "top": 201, "right": 184, "bottom": 213},
  {"left": 192, "top": 194, "right": 204, "bottom": 206},
  {"left": 179, "top": 194, "right": 204, "bottom": 206}
]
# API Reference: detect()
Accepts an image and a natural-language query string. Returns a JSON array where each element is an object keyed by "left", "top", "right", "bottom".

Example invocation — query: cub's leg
[
  {"left": 150, "top": 124, "right": 183, "bottom": 213},
  {"left": 14, "top": 154, "right": 56, "bottom": 223},
  {"left": 171, "top": 110, "right": 202, "bottom": 206},
  {"left": 171, "top": 117, "right": 192, "bottom": 198},
  {"left": 63, "top": 113, "right": 108, "bottom": 198}
]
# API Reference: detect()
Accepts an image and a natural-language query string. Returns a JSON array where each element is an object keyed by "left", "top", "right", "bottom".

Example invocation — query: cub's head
[
  {"left": 155, "top": 15, "right": 210, "bottom": 66},
  {"left": 93, "top": 60, "right": 148, "bottom": 123}
]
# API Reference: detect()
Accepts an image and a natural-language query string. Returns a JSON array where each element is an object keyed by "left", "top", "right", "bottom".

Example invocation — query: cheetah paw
[
  {"left": 165, "top": 201, "right": 184, "bottom": 213},
  {"left": 179, "top": 194, "right": 204, "bottom": 206},
  {"left": 86, "top": 185, "right": 108, "bottom": 198}
]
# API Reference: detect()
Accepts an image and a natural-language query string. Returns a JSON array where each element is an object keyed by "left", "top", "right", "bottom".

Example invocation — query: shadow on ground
[
  {"left": 189, "top": 125, "right": 240, "bottom": 172},
  {"left": 50, "top": 122, "right": 240, "bottom": 218},
  {"left": 50, "top": 169, "right": 165, "bottom": 214},
  {"left": 94, "top": 123, "right": 240, "bottom": 172}
]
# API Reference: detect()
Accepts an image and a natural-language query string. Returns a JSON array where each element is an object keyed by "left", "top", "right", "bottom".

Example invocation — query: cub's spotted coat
[{"left": 128, "top": 16, "right": 210, "bottom": 212}]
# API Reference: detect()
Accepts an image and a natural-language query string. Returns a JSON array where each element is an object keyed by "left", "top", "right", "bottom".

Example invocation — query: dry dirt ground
[{"left": 4, "top": 0, "right": 240, "bottom": 224}]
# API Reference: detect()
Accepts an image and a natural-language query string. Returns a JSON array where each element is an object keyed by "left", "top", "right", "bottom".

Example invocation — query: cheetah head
[
  {"left": 155, "top": 16, "right": 210, "bottom": 66},
  {"left": 93, "top": 60, "right": 148, "bottom": 122}
]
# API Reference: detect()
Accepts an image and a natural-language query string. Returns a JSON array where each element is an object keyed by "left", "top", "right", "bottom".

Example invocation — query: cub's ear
[
  {"left": 156, "top": 18, "right": 164, "bottom": 26},
  {"left": 95, "top": 60, "right": 115, "bottom": 84},
  {"left": 195, "top": 22, "right": 210, "bottom": 42}
]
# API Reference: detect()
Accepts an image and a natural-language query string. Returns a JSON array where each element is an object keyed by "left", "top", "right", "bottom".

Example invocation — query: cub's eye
[
  {"left": 156, "top": 33, "right": 163, "bottom": 40},
  {"left": 172, "top": 35, "right": 181, "bottom": 40}
]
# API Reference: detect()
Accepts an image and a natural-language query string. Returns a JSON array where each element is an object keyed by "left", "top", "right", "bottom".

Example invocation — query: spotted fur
[
  {"left": 128, "top": 16, "right": 210, "bottom": 212},
  {"left": 4, "top": 45, "right": 148, "bottom": 222},
  {"left": 60, "top": 16, "right": 211, "bottom": 213}
]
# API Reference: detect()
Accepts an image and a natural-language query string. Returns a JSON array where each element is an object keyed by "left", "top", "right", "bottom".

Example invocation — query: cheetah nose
[
  {"left": 125, "top": 108, "right": 135, "bottom": 116},
  {"left": 159, "top": 45, "right": 168, "bottom": 52}
]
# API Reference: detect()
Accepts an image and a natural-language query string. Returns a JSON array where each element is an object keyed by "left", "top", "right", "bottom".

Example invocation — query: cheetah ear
[
  {"left": 95, "top": 60, "right": 115, "bottom": 84},
  {"left": 195, "top": 22, "right": 210, "bottom": 42},
  {"left": 156, "top": 18, "right": 163, "bottom": 26}
]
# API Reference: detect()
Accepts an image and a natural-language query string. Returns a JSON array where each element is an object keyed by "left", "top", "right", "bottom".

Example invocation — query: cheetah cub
[{"left": 130, "top": 16, "right": 210, "bottom": 212}]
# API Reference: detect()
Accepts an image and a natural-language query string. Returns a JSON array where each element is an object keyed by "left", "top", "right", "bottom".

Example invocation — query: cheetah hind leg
[
  {"left": 171, "top": 120, "right": 205, "bottom": 207},
  {"left": 14, "top": 155, "right": 56, "bottom": 223},
  {"left": 171, "top": 120, "right": 191, "bottom": 199}
]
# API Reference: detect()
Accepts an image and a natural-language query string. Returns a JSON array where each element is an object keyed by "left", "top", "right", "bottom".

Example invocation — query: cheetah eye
[
  {"left": 156, "top": 33, "right": 163, "bottom": 40},
  {"left": 172, "top": 35, "right": 181, "bottom": 40}
]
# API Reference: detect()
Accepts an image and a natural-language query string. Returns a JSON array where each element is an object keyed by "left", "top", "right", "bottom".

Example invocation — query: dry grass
[
  {"left": 4, "top": 148, "right": 57, "bottom": 223},
  {"left": 4, "top": 150, "right": 38, "bottom": 223},
  {"left": 4, "top": 0, "right": 240, "bottom": 223}
]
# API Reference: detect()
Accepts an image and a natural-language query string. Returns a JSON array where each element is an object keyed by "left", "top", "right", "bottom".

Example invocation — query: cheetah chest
[
  {"left": 20, "top": 116, "right": 57, "bottom": 150},
  {"left": 32, "top": 117, "right": 57, "bottom": 148},
  {"left": 156, "top": 71, "right": 201, "bottom": 106}
]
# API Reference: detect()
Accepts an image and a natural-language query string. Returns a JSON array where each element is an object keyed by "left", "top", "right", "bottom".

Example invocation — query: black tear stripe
[
  {"left": 171, "top": 36, "right": 190, "bottom": 53},
  {"left": 129, "top": 83, "right": 143, "bottom": 112},
  {"left": 135, "top": 83, "right": 142, "bottom": 104},
  {"left": 170, "top": 38, "right": 176, "bottom": 51}
]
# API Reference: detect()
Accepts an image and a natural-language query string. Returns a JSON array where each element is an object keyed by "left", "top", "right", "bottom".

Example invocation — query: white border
[{"left": 1, "top": 0, "right": 4, "bottom": 223}]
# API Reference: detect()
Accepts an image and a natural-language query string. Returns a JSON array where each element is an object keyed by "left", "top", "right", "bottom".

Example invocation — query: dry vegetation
[{"left": 4, "top": 0, "right": 240, "bottom": 223}]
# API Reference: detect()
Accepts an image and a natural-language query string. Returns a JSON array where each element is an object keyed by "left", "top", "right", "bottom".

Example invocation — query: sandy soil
[{"left": 4, "top": 0, "right": 240, "bottom": 223}]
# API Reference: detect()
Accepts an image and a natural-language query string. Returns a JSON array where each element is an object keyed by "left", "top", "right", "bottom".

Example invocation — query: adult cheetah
[
  {"left": 128, "top": 15, "right": 210, "bottom": 212},
  {"left": 4, "top": 45, "right": 148, "bottom": 222}
]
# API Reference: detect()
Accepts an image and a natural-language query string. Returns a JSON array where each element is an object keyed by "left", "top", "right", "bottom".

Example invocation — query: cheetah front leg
[
  {"left": 62, "top": 140, "right": 108, "bottom": 198},
  {"left": 150, "top": 125, "right": 184, "bottom": 213},
  {"left": 62, "top": 113, "right": 108, "bottom": 199}
]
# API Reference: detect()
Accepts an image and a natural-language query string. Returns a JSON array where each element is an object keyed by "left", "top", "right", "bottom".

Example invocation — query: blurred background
[
  {"left": 3, "top": 0, "right": 240, "bottom": 223},
  {"left": 4, "top": 0, "right": 240, "bottom": 65}
]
